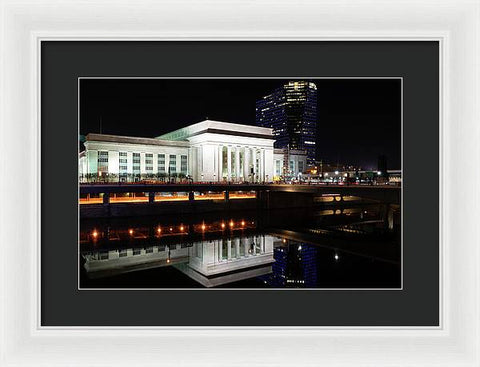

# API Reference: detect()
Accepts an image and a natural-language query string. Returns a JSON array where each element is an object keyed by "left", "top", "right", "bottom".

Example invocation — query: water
[{"left": 79, "top": 204, "right": 401, "bottom": 288}]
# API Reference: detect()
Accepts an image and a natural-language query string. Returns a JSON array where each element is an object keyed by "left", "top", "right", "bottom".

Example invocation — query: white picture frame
[{"left": 0, "top": 0, "right": 478, "bottom": 366}]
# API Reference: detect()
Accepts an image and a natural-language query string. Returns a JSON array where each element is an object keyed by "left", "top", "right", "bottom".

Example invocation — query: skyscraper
[{"left": 256, "top": 81, "right": 317, "bottom": 166}]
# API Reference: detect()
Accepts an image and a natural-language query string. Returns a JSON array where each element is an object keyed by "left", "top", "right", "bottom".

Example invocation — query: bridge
[{"left": 80, "top": 183, "right": 401, "bottom": 205}]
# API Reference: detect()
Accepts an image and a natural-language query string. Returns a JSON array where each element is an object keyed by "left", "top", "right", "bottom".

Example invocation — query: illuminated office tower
[{"left": 256, "top": 81, "right": 317, "bottom": 167}]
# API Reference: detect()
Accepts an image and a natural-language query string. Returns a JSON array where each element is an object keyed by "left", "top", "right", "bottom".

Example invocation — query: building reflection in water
[
  {"left": 259, "top": 240, "right": 318, "bottom": 288},
  {"left": 83, "top": 233, "right": 275, "bottom": 287},
  {"left": 80, "top": 205, "right": 401, "bottom": 288}
]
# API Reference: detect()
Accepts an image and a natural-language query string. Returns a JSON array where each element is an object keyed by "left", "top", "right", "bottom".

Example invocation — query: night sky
[{"left": 80, "top": 78, "right": 401, "bottom": 170}]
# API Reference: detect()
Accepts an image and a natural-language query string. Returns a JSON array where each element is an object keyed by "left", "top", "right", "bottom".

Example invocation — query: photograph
[{"left": 78, "top": 78, "right": 402, "bottom": 289}]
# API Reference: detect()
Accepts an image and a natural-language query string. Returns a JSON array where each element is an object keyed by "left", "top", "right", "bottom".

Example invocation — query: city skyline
[{"left": 80, "top": 78, "right": 401, "bottom": 170}]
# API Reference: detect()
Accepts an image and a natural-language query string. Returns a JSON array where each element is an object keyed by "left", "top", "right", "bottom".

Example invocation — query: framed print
[
  {"left": 1, "top": 0, "right": 479, "bottom": 366},
  {"left": 45, "top": 42, "right": 424, "bottom": 327}
]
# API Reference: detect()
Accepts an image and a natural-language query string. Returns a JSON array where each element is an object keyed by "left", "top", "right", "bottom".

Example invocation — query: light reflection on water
[{"left": 80, "top": 206, "right": 401, "bottom": 288}]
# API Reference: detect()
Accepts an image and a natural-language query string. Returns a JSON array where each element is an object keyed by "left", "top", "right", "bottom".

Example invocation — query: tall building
[{"left": 256, "top": 81, "right": 318, "bottom": 167}]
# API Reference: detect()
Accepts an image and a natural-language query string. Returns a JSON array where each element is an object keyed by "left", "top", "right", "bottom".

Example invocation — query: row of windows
[
  {"left": 97, "top": 152, "right": 186, "bottom": 162},
  {"left": 169, "top": 156, "right": 177, "bottom": 173},
  {"left": 133, "top": 152, "right": 141, "bottom": 165},
  {"left": 145, "top": 152, "right": 154, "bottom": 172},
  {"left": 132, "top": 152, "right": 141, "bottom": 174},
  {"left": 158, "top": 153, "right": 166, "bottom": 173},
  {"left": 181, "top": 155, "right": 188, "bottom": 173},
  {"left": 97, "top": 152, "right": 109, "bottom": 173},
  {"left": 95, "top": 151, "right": 188, "bottom": 173}
]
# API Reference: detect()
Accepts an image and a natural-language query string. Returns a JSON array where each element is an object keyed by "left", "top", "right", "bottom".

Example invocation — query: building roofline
[
  {"left": 85, "top": 133, "right": 190, "bottom": 147},
  {"left": 156, "top": 120, "right": 273, "bottom": 141}
]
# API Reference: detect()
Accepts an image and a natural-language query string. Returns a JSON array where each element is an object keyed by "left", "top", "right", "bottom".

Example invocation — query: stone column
[
  {"left": 243, "top": 147, "right": 250, "bottom": 182},
  {"left": 218, "top": 145, "right": 223, "bottom": 182},
  {"left": 235, "top": 148, "right": 240, "bottom": 182},
  {"left": 252, "top": 149, "right": 257, "bottom": 182},
  {"left": 227, "top": 239, "right": 232, "bottom": 260},
  {"left": 259, "top": 149, "right": 264, "bottom": 183},
  {"left": 235, "top": 238, "right": 240, "bottom": 259},
  {"left": 227, "top": 146, "right": 232, "bottom": 181},
  {"left": 102, "top": 193, "right": 110, "bottom": 205},
  {"left": 213, "top": 240, "right": 218, "bottom": 263},
  {"left": 165, "top": 154, "right": 170, "bottom": 178},
  {"left": 140, "top": 152, "right": 146, "bottom": 176}
]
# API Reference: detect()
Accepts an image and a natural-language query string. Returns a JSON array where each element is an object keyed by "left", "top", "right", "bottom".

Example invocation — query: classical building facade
[{"left": 79, "top": 120, "right": 307, "bottom": 182}]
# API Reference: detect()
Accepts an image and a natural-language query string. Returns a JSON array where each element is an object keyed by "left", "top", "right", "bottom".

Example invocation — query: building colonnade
[{"left": 212, "top": 144, "right": 269, "bottom": 183}]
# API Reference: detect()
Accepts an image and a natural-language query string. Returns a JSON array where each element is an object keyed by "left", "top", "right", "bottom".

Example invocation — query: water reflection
[
  {"left": 80, "top": 204, "right": 401, "bottom": 288},
  {"left": 83, "top": 233, "right": 275, "bottom": 285}
]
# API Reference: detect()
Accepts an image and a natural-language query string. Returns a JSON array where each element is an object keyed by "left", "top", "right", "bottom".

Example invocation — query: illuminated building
[
  {"left": 79, "top": 120, "right": 307, "bottom": 182},
  {"left": 256, "top": 81, "right": 317, "bottom": 167}
]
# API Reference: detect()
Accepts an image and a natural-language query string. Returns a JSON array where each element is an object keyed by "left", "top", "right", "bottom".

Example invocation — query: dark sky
[{"left": 80, "top": 78, "right": 401, "bottom": 170}]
